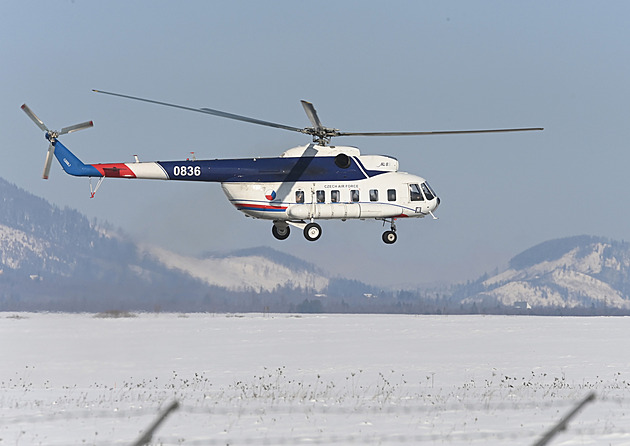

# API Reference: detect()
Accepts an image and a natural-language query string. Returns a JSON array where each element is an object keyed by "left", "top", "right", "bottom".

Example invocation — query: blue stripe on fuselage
[{"left": 157, "top": 156, "right": 383, "bottom": 182}]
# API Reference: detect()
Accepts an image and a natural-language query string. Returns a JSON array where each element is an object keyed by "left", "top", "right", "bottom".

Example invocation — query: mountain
[
  {"left": 6, "top": 176, "right": 630, "bottom": 314},
  {"left": 0, "top": 177, "right": 379, "bottom": 312},
  {"left": 456, "top": 235, "right": 630, "bottom": 312},
  {"left": 141, "top": 245, "right": 329, "bottom": 293},
  {"left": 0, "top": 177, "right": 214, "bottom": 311}
]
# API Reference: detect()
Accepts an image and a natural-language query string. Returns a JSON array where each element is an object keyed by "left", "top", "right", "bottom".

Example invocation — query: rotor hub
[
  {"left": 45, "top": 131, "right": 59, "bottom": 142},
  {"left": 303, "top": 127, "right": 340, "bottom": 145}
]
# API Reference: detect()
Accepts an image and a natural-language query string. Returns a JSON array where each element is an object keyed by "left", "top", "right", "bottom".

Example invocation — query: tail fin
[{"left": 52, "top": 140, "right": 101, "bottom": 177}]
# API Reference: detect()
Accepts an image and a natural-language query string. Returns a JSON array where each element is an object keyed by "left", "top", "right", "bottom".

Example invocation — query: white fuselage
[{"left": 220, "top": 145, "right": 440, "bottom": 222}]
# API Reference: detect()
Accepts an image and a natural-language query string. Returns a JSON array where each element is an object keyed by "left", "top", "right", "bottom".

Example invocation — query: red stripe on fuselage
[
  {"left": 92, "top": 163, "right": 136, "bottom": 178},
  {"left": 233, "top": 203, "right": 287, "bottom": 211}
]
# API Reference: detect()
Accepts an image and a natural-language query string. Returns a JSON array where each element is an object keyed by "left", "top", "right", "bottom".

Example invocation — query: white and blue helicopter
[{"left": 22, "top": 91, "right": 542, "bottom": 244}]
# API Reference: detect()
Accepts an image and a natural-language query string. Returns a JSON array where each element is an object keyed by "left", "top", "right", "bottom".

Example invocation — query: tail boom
[
  {"left": 52, "top": 140, "right": 168, "bottom": 179},
  {"left": 90, "top": 162, "right": 167, "bottom": 179}
]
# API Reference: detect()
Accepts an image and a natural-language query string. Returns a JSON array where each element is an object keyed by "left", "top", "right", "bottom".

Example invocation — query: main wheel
[
  {"left": 303, "top": 222, "right": 322, "bottom": 241},
  {"left": 382, "top": 230, "right": 397, "bottom": 244},
  {"left": 272, "top": 224, "right": 290, "bottom": 240}
]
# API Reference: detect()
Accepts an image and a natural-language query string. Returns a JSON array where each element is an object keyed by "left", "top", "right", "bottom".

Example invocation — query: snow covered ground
[{"left": 1, "top": 313, "right": 629, "bottom": 445}]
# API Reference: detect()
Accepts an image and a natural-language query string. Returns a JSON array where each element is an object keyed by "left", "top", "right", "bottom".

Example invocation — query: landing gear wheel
[
  {"left": 304, "top": 222, "right": 322, "bottom": 241},
  {"left": 272, "top": 224, "right": 290, "bottom": 240},
  {"left": 382, "top": 230, "right": 397, "bottom": 244}
]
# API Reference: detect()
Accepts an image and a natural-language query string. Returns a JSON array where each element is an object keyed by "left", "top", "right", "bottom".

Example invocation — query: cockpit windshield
[
  {"left": 410, "top": 182, "right": 437, "bottom": 201},
  {"left": 421, "top": 182, "right": 434, "bottom": 200},
  {"left": 409, "top": 183, "right": 424, "bottom": 201}
]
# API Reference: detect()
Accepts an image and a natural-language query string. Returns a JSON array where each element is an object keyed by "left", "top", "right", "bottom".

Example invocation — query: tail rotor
[{"left": 21, "top": 104, "right": 93, "bottom": 179}]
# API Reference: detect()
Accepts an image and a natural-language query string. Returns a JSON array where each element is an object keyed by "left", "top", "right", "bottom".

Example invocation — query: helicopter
[{"left": 21, "top": 91, "right": 542, "bottom": 244}]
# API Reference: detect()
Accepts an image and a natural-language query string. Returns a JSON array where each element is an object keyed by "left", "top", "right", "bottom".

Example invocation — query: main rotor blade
[
  {"left": 301, "top": 100, "right": 324, "bottom": 130},
  {"left": 93, "top": 90, "right": 305, "bottom": 134},
  {"left": 42, "top": 142, "right": 55, "bottom": 180},
  {"left": 60, "top": 120, "right": 94, "bottom": 135},
  {"left": 21, "top": 104, "right": 48, "bottom": 132},
  {"left": 337, "top": 128, "right": 544, "bottom": 137}
]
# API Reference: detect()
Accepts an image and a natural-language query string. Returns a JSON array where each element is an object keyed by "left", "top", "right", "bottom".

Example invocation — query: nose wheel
[
  {"left": 381, "top": 218, "right": 398, "bottom": 244},
  {"left": 382, "top": 230, "right": 397, "bottom": 244}
]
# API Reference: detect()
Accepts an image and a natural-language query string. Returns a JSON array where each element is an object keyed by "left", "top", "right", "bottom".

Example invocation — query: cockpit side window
[
  {"left": 421, "top": 183, "right": 434, "bottom": 200},
  {"left": 409, "top": 184, "right": 424, "bottom": 201}
]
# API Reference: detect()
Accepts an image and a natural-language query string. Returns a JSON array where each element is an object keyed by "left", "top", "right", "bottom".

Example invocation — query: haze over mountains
[
  {"left": 456, "top": 236, "right": 630, "bottom": 312},
  {"left": 0, "top": 177, "right": 378, "bottom": 312},
  {"left": 1, "top": 176, "right": 630, "bottom": 314}
]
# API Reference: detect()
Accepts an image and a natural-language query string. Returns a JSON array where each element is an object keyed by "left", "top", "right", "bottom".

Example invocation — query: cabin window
[
  {"left": 410, "top": 183, "right": 424, "bottom": 201},
  {"left": 296, "top": 190, "right": 304, "bottom": 203},
  {"left": 421, "top": 183, "right": 434, "bottom": 200},
  {"left": 316, "top": 190, "right": 325, "bottom": 203},
  {"left": 369, "top": 189, "right": 379, "bottom": 201},
  {"left": 331, "top": 190, "right": 340, "bottom": 203},
  {"left": 351, "top": 189, "right": 360, "bottom": 202},
  {"left": 387, "top": 189, "right": 396, "bottom": 201}
]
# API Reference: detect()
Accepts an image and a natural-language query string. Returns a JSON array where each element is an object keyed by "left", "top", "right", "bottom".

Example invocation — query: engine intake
[{"left": 334, "top": 153, "right": 351, "bottom": 169}]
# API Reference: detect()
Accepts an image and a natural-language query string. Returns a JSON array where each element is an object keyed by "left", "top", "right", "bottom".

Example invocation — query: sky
[{"left": 2, "top": 1, "right": 630, "bottom": 288}]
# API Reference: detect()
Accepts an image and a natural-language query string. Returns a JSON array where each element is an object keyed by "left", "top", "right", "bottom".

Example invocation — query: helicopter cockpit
[{"left": 409, "top": 182, "right": 438, "bottom": 202}]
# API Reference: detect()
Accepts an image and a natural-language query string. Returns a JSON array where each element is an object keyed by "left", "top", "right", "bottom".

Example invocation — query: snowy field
[{"left": 1, "top": 313, "right": 629, "bottom": 445}]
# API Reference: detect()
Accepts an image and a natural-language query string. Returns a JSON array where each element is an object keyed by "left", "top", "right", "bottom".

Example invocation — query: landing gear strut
[{"left": 381, "top": 219, "right": 397, "bottom": 244}]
